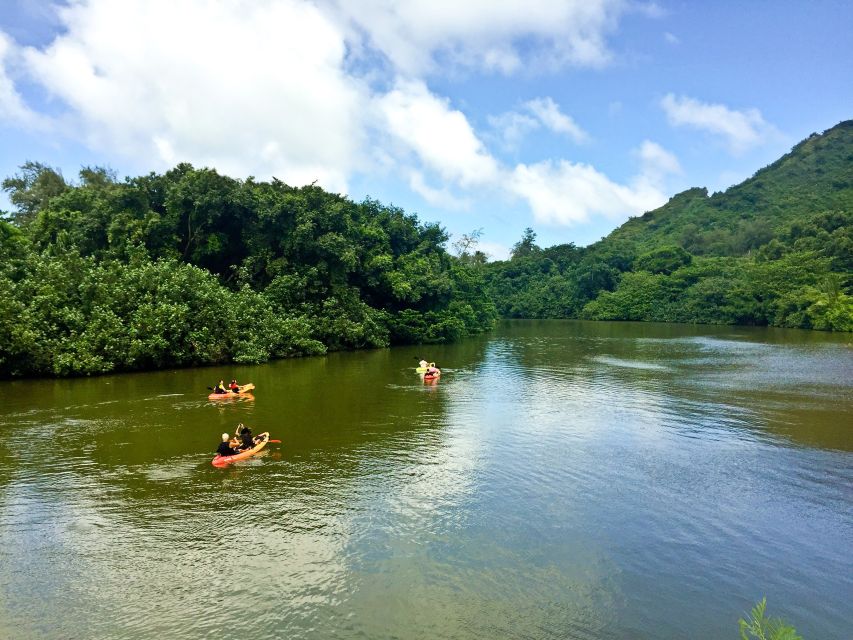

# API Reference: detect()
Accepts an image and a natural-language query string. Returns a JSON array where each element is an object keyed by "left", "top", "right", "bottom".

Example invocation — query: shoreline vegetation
[
  {"left": 0, "top": 163, "right": 497, "bottom": 377},
  {"left": 1, "top": 121, "right": 851, "bottom": 378}
]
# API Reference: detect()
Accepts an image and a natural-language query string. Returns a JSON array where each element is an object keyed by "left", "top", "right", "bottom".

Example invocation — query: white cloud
[
  {"left": 660, "top": 93, "right": 773, "bottom": 154},
  {"left": 489, "top": 97, "right": 587, "bottom": 149},
  {"left": 488, "top": 110, "right": 540, "bottom": 150},
  {"left": 19, "top": 0, "right": 366, "bottom": 192},
  {"left": 507, "top": 140, "right": 680, "bottom": 225},
  {"left": 664, "top": 31, "right": 679, "bottom": 45},
  {"left": 1, "top": 0, "right": 668, "bottom": 234},
  {"left": 0, "top": 32, "right": 46, "bottom": 128},
  {"left": 319, "top": 0, "right": 628, "bottom": 75},
  {"left": 378, "top": 79, "right": 500, "bottom": 187},
  {"left": 523, "top": 97, "right": 588, "bottom": 143},
  {"left": 637, "top": 139, "right": 682, "bottom": 181}
]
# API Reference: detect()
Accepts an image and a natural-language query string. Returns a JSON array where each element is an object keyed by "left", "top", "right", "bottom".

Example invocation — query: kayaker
[
  {"left": 216, "top": 433, "right": 239, "bottom": 457},
  {"left": 237, "top": 423, "right": 256, "bottom": 450},
  {"left": 418, "top": 359, "right": 428, "bottom": 369},
  {"left": 213, "top": 380, "right": 228, "bottom": 394},
  {"left": 229, "top": 379, "right": 240, "bottom": 393}
]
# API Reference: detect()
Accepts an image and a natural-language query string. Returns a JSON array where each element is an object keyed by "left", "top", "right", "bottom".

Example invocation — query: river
[{"left": 0, "top": 320, "right": 851, "bottom": 639}]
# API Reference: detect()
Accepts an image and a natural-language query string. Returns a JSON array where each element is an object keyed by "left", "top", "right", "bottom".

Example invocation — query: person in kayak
[
  {"left": 236, "top": 423, "right": 257, "bottom": 450},
  {"left": 229, "top": 379, "right": 240, "bottom": 393},
  {"left": 418, "top": 359, "right": 428, "bottom": 369},
  {"left": 234, "top": 422, "right": 246, "bottom": 441},
  {"left": 213, "top": 380, "right": 228, "bottom": 394},
  {"left": 216, "top": 433, "right": 239, "bottom": 457}
]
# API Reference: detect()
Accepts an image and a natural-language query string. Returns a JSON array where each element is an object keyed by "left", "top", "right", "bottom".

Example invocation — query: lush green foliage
[
  {"left": 739, "top": 598, "right": 802, "bottom": 640},
  {"left": 1, "top": 165, "right": 495, "bottom": 377},
  {"left": 608, "top": 121, "right": 853, "bottom": 255},
  {"left": 485, "top": 121, "right": 853, "bottom": 331}
]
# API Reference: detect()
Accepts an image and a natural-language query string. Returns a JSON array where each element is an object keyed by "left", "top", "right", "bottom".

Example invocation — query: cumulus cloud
[
  {"left": 488, "top": 110, "right": 540, "bottom": 150},
  {"left": 19, "top": 0, "right": 366, "bottom": 192},
  {"left": 507, "top": 140, "right": 680, "bottom": 225},
  {"left": 378, "top": 79, "right": 500, "bottom": 187},
  {"left": 637, "top": 139, "right": 682, "bottom": 182},
  {"left": 319, "top": 0, "right": 627, "bottom": 75},
  {"left": 660, "top": 93, "right": 774, "bottom": 154},
  {"left": 489, "top": 97, "right": 587, "bottom": 149},
  {"left": 3, "top": 0, "right": 630, "bottom": 192},
  {"left": 524, "top": 97, "right": 588, "bottom": 143},
  {"left": 0, "top": 32, "right": 46, "bottom": 128},
  {"left": 1, "top": 0, "right": 667, "bottom": 232}
]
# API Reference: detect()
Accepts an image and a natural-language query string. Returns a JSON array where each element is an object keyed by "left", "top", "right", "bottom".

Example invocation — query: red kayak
[
  {"left": 423, "top": 371, "right": 440, "bottom": 382},
  {"left": 212, "top": 432, "right": 271, "bottom": 467}
]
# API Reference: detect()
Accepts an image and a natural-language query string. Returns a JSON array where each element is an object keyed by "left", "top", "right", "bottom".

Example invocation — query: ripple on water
[
  {"left": 1, "top": 322, "right": 851, "bottom": 640},
  {"left": 591, "top": 355, "right": 673, "bottom": 371}
]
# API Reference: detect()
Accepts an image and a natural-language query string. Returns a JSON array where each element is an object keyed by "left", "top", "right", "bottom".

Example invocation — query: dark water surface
[{"left": 1, "top": 320, "right": 851, "bottom": 639}]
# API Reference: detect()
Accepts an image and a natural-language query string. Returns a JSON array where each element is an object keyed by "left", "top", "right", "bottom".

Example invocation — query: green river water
[{"left": 0, "top": 320, "right": 851, "bottom": 639}]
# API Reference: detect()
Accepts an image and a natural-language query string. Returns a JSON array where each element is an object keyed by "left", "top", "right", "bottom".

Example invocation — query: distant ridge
[
  {"left": 484, "top": 120, "right": 852, "bottom": 331},
  {"left": 604, "top": 119, "right": 853, "bottom": 256}
]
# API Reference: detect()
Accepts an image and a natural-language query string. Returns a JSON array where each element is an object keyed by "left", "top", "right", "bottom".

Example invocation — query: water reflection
[{"left": 0, "top": 321, "right": 851, "bottom": 639}]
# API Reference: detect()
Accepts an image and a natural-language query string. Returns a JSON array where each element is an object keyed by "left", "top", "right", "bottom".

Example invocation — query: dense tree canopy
[{"left": 0, "top": 164, "right": 496, "bottom": 377}]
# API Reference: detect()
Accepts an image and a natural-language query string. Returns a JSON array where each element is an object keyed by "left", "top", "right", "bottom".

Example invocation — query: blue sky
[{"left": 1, "top": 1, "right": 850, "bottom": 259}]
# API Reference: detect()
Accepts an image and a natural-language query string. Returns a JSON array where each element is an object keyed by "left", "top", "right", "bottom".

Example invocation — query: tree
[
  {"left": 634, "top": 245, "right": 693, "bottom": 275},
  {"left": 2, "top": 161, "right": 68, "bottom": 226},
  {"left": 79, "top": 165, "right": 117, "bottom": 189},
  {"left": 452, "top": 228, "right": 489, "bottom": 266},
  {"left": 510, "top": 227, "right": 540, "bottom": 260}
]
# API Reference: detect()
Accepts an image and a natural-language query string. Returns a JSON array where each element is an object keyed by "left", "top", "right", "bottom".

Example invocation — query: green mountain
[
  {"left": 607, "top": 120, "right": 853, "bottom": 256},
  {"left": 485, "top": 120, "right": 853, "bottom": 331}
]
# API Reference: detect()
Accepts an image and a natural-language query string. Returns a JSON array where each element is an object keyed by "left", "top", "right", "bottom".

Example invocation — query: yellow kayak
[{"left": 208, "top": 383, "right": 255, "bottom": 399}]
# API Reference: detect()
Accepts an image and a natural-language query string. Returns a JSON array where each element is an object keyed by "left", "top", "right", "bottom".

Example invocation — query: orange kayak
[
  {"left": 212, "top": 432, "right": 270, "bottom": 467},
  {"left": 208, "top": 383, "right": 255, "bottom": 399}
]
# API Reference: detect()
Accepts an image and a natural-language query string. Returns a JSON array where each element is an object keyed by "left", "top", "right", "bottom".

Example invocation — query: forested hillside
[
  {"left": 485, "top": 120, "right": 853, "bottom": 331},
  {"left": 0, "top": 164, "right": 496, "bottom": 377},
  {"left": 2, "top": 122, "right": 850, "bottom": 377}
]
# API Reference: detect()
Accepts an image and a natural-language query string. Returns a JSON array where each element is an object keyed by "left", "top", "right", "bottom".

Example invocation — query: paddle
[{"left": 268, "top": 439, "right": 282, "bottom": 443}]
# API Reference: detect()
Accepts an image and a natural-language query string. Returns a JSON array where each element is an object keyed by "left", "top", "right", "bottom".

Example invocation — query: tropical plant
[{"left": 738, "top": 598, "right": 802, "bottom": 640}]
